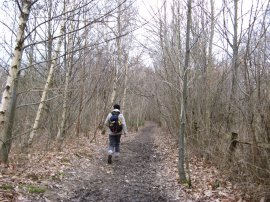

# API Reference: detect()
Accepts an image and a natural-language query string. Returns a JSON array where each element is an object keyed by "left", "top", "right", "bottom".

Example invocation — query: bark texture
[
  {"left": 0, "top": 1, "right": 32, "bottom": 163},
  {"left": 179, "top": 0, "right": 192, "bottom": 182}
]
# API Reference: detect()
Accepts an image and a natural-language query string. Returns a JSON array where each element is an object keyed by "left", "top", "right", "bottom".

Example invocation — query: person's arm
[
  {"left": 104, "top": 113, "right": 111, "bottom": 127},
  {"left": 101, "top": 113, "right": 111, "bottom": 134},
  {"left": 120, "top": 114, "right": 128, "bottom": 134}
]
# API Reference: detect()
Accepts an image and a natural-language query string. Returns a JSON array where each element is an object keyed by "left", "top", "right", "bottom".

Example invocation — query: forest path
[
  {"left": 40, "top": 122, "right": 190, "bottom": 202},
  {"left": 7, "top": 122, "right": 248, "bottom": 201}
]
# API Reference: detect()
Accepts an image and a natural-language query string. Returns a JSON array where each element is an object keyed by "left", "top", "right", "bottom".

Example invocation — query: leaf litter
[{"left": 0, "top": 123, "right": 254, "bottom": 201}]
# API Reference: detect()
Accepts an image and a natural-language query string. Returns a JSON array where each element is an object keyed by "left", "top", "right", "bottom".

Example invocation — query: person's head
[{"left": 113, "top": 104, "right": 120, "bottom": 110}]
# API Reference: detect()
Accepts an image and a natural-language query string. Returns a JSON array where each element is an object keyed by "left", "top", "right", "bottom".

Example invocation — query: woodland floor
[{"left": 0, "top": 123, "right": 253, "bottom": 202}]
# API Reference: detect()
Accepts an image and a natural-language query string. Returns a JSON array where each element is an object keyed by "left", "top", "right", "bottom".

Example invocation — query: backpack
[{"left": 109, "top": 111, "right": 123, "bottom": 133}]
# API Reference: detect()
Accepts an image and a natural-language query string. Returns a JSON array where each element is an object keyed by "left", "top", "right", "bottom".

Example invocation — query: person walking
[{"left": 104, "top": 104, "right": 128, "bottom": 164}]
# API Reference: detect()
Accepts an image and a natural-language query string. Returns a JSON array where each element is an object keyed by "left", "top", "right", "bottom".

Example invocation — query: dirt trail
[
  {"left": 29, "top": 123, "right": 189, "bottom": 202},
  {"left": 6, "top": 122, "right": 253, "bottom": 201}
]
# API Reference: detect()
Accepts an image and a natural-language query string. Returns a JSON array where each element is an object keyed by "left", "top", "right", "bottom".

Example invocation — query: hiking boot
[{"left": 108, "top": 155, "right": 112, "bottom": 164}]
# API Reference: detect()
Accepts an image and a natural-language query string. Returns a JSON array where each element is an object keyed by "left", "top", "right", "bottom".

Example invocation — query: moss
[
  {"left": 178, "top": 178, "right": 192, "bottom": 188},
  {"left": 27, "top": 185, "right": 46, "bottom": 194},
  {"left": 0, "top": 184, "right": 13, "bottom": 190}
]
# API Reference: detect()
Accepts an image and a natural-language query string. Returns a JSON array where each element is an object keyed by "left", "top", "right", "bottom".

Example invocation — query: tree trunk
[
  {"left": 179, "top": 0, "right": 192, "bottom": 183},
  {"left": 204, "top": 0, "right": 215, "bottom": 159},
  {"left": 46, "top": 0, "right": 55, "bottom": 139},
  {"left": 57, "top": 23, "right": 74, "bottom": 141},
  {"left": 76, "top": 10, "right": 88, "bottom": 137},
  {"left": 110, "top": 61, "right": 118, "bottom": 105},
  {"left": 110, "top": 0, "right": 123, "bottom": 107},
  {"left": 121, "top": 54, "right": 128, "bottom": 114},
  {"left": 0, "top": 1, "right": 32, "bottom": 163},
  {"left": 227, "top": 0, "right": 239, "bottom": 133},
  {"left": 28, "top": 4, "right": 67, "bottom": 146},
  {"left": 136, "top": 98, "right": 144, "bottom": 131}
]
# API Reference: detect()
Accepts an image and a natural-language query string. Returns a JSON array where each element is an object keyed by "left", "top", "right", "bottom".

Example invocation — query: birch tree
[
  {"left": 0, "top": 0, "right": 34, "bottom": 163},
  {"left": 28, "top": 2, "right": 67, "bottom": 146}
]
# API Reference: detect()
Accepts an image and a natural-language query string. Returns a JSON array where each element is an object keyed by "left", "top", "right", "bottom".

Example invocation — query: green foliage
[
  {"left": 27, "top": 185, "right": 46, "bottom": 194},
  {"left": 178, "top": 178, "right": 192, "bottom": 188},
  {"left": 0, "top": 184, "right": 13, "bottom": 190}
]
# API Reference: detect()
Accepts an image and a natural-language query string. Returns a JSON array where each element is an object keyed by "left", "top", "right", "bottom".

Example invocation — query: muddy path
[{"left": 29, "top": 123, "right": 189, "bottom": 202}]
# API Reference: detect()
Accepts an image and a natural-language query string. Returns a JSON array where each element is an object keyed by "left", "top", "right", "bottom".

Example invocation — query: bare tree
[
  {"left": 179, "top": 0, "right": 192, "bottom": 183},
  {"left": 28, "top": 2, "right": 67, "bottom": 146},
  {"left": 0, "top": 0, "right": 34, "bottom": 163},
  {"left": 227, "top": 0, "right": 239, "bottom": 134},
  {"left": 56, "top": 14, "right": 76, "bottom": 141},
  {"left": 121, "top": 53, "right": 129, "bottom": 114}
]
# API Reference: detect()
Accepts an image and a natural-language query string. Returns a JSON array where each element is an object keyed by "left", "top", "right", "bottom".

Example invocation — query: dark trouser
[{"left": 109, "top": 134, "right": 121, "bottom": 153}]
